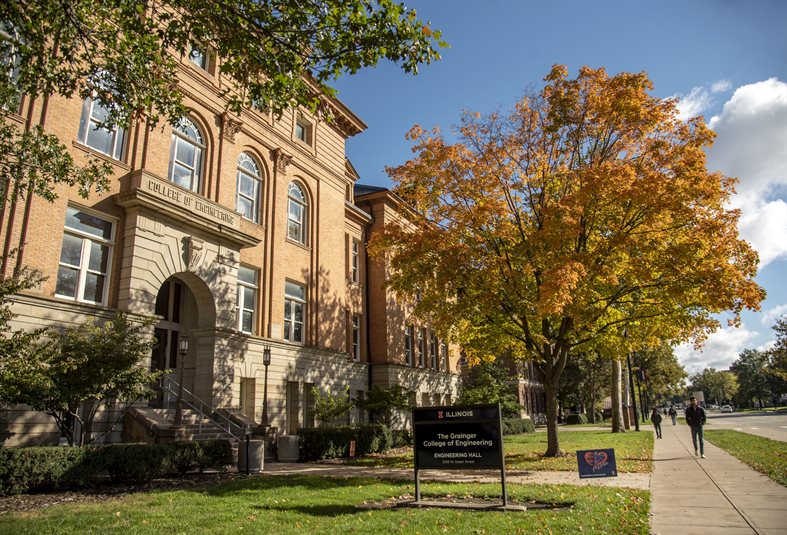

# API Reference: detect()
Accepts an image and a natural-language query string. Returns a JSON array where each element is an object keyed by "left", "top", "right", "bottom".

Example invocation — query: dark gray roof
[{"left": 354, "top": 184, "right": 389, "bottom": 196}]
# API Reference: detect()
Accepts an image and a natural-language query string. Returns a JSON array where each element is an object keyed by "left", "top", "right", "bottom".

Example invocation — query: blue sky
[{"left": 333, "top": 0, "right": 787, "bottom": 376}]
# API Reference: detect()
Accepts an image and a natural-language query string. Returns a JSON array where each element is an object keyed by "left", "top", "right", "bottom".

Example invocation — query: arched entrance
[{"left": 149, "top": 273, "right": 214, "bottom": 407}]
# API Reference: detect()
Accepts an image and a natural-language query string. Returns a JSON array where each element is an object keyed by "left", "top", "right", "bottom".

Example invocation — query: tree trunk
[
  {"left": 611, "top": 359, "right": 625, "bottom": 433},
  {"left": 544, "top": 381, "right": 561, "bottom": 456}
]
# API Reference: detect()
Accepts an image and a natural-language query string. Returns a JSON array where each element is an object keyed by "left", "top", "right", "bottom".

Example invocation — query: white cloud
[
  {"left": 737, "top": 199, "right": 787, "bottom": 267},
  {"left": 711, "top": 79, "right": 732, "bottom": 93},
  {"left": 674, "top": 86, "right": 712, "bottom": 120},
  {"left": 675, "top": 325, "right": 760, "bottom": 375},
  {"left": 762, "top": 304, "right": 787, "bottom": 326},
  {"left": 706, "top": 78, "right": 787, "bottom": 267}
]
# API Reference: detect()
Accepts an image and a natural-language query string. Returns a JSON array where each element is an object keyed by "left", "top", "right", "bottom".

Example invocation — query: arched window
[
  {"left": 287, "top": 182, "right": 307, "bottom": 244},
  {"left": 77, "top": 97, "right": 126, "bottom": 160},
  {"left": 168, "top": 117, "right": 204, "bottom": 192},
  {"left": 236, "top": 153, "right": 262, "bottom": 223}
]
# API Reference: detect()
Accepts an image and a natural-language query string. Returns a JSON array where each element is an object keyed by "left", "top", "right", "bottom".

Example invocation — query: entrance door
[{"left": 151, "top": 279, "right": 186, "bottom": 406}]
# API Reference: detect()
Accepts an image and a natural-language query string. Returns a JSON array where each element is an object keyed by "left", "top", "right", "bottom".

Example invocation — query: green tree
[
  {"left": 354, "top": 385, "right": 412, "bottom": 427},
  {"left": 558, "top": 351, "right": 610, "bottom": 423},
  {"left": 456, "top": 359, "right": 520, "bottom": 419},
  {"left": 0, "top": 312, "right": 161, "bottom": 446},
  {"left": 310, "top": 385, "right": 354, "bottom": 426},
  {"left": 732, "top": 349, "right": 774, "bottom": 408},
  {"left": 372, "top": 65, "right": 764, "bottom": 456},
  {"left": 767, "top": 316, "right": 787, "bottom": 394},
  {"left": 689, "top": 368, "right": 738, "bottom": 407},
  {"left": 636, "top": 343, "right": 688, "bottom": 406}
]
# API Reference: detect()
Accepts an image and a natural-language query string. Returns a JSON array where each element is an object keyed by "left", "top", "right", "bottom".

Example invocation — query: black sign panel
[
  {"left": 413, "top": 404, "right": 504, "bottom": 470},
  {"left": 576, "top": 448, "right": 618, "bottom": 478}
]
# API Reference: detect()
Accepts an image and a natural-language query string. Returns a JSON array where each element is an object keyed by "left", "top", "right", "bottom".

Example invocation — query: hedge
[
  {"left": 501, "top": 417, "right": 535, "bottom": 435},
  {"left": 298, "top": 425, "right": 393, "bottom": 461},
  {"left": 0, "top": 440, "right": 233, "bottom": 496},
  {"left": 565, "top": 413, "right": 589, "bottom": 425}
]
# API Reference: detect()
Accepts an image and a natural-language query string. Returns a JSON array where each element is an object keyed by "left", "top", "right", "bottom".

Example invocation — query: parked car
[{"left": 721, "top": 405, "right": 733, "bottom": 413}]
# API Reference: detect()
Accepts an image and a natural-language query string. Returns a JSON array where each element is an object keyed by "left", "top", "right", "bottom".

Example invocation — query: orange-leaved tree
[{"left": 370, "top": 65, "right": 764, "bottom": 457}]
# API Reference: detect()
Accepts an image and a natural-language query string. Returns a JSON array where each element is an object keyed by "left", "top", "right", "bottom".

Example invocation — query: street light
[
  {"left": 261, "top": 345, "right": 271, "bottom": 426},
  {"left": 174, "top": 335, "right": 189, "bottom": 425}
]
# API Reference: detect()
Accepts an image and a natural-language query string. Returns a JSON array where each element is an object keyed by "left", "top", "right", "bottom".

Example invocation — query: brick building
[{"left": 0, "top": 45, "right": 461, "bottom": 447}]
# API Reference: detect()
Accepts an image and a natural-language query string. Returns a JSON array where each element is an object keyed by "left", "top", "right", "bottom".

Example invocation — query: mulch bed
[{"left": 0, "top": 472, "right": 243, "bottom": 515}]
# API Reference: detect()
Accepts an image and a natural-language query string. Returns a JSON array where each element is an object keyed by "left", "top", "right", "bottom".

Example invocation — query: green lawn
[
  {"left": 348, "top": 431, "right": 653, "bottom": 473},
  {"left": 0, "top": 475, "right": 650, "bottom": 534},
  {"left": 704, "top": 430, "right": 787, "bottom": 487}
]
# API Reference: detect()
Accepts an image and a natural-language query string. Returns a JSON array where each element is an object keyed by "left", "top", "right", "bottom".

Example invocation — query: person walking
[
  {"left": 669, "top": 405, "right": 678, "bottom": 425},
  {"left": 685, "top": 396, "right": 707, "bottom": 458},
  {"left": 650, "top": 408, "right": 663, "bottom": 439}
]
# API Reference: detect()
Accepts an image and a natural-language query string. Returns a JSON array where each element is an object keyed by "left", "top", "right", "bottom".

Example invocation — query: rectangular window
[
  {"left": 352, "top": 314, "right": 360, "bottom": 362},
  {"left": 351, "top": 240, "right": 359, "bottom": 283},
  {"left": 55, "top": 206, "right": 113, "bottom": 305},
  {"left": 284, "top": 281, "right": 306, "bottom": 343},
  {"left": 237, "top": 265, "right": 258, "bottom": 334},
  {"left": 295, "top": 117, "right": 312, "bottom": 145},
  {"left": 405, "top": 324, "right": 414, "bottom": 366},
  {"left": 78, "top": 98, "right": 126, "bottom": 160},
  {"left": 441, "top": 342, "right": 449, "bottom": 372},
  {"left": 430, "top": 333, "right": 437, "bottom": 369},
  {"left": 189, "top": 46, "right": 209, "bottom": 70},
  {"left": 418, "top": 328, "right": 425, "bottom": 368}
]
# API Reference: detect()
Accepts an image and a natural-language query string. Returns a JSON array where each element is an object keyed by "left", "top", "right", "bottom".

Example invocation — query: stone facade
[{"left": 0, "top": 50, "right": 460, "bottom": 447}]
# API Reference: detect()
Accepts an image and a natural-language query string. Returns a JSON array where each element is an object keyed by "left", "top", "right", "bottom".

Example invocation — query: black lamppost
[
  {"left": 261, "top": 345, "right": 271, "bottom": 426},
  {"left": 174, "top": 335, "right": 190, "bottom": 425}
]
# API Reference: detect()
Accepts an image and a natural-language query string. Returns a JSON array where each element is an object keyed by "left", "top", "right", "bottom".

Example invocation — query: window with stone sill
[
  {"left": 237, "top": 265, "right": 258, "bottom": 334},
  {"left": 405, "top": 324, "right": 414, "bottom": 366},
  {"left": 55, "top": 206, "right": 114, "bottom": 305},
  {"left": 168, "top": 117, "right": 204, "bottom": 193},
  {"left": 284, "top": 281, "right": 306, "bottom": 344},
  {"left": 77, "top": 97, "right": 126, "bottom": 161},
  {"left": 295, "top": 116, "right": 313, "bottom": 146}
]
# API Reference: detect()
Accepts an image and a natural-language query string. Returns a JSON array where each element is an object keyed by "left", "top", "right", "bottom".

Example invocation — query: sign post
[{"left": 412, "top": 404, "right": 508, "bottom": 507}]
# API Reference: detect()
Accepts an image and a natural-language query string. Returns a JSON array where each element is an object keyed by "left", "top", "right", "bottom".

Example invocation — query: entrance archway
[{"left": 149, "top": 273, "right": 215, "bottom": 406}]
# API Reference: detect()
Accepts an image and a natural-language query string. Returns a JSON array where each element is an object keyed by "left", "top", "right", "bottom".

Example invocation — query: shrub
[
  {"left": 391, "top": 429, "right": 413, "bottom": 447},
  {"left": 501, "top": 417, "right": 535, "bottom": 435},
  {"left": 298, "top": 425, "right": 394, "bottom": 461},
  {"left": 0, "top": 439, "right": 233, "bottom": 495},
  {"left": 565, "top": 413, "right": 589, "bottom": 425}
]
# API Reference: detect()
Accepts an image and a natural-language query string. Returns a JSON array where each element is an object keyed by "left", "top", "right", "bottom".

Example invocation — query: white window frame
[
  {"left": 351, "top": 239, "right": 359, "bottom": 283},
  {"left": 188, "top": 45, "right": 211, "bottom": 72},
  {"left": 405, "top": 324, "right": 414, "bottom": 366},
  {"left": 430, "top": 333, "right": 437, "bottom": 369},
  {"left": 237, "top": 265, "right": 258, "bottom": 334},
  {"left": 287, "top": 182, "right": 307, "bottom": 244},
  {"left": 236, "top": 152, "right": 262, "bottom": 223},
  {"left": 351, "top": 314, "right": 360, "bottom": 362},
  {"left": 441, "top": 342, "right": 448, "bottom": 372},
  {"left": 284, "top": 281, "right": 306, "bottom": 344},
  {"left": 77, "top": 97, "right": 126, "bottom": 160},
  {"left": 55, "top": 206, "right": 114, "bottom": 305},
  {"left": 168, "top": 117, "right": 204, "bottom": 193},
  {"left": 295, "top": 116, "right": 313, "bottom": 145},
  {"left": 418, "top": 328, "right": 425, "bottom": 368}
]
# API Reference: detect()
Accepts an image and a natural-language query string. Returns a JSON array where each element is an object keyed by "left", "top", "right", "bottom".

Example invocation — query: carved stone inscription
[{"left": 142, "top": 174, "right": 238, "bottom": 228}]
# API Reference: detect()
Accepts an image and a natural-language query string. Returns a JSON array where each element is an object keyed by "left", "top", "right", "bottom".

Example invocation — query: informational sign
[
  {"left": 413, "top": 405, "right": 504, "bottom": 469},
  {"left": 412, "top": 404, "right": 508, "bottom": 505},
  {"left": 576, "top": 448, "right": 618, "bottom": 479}
]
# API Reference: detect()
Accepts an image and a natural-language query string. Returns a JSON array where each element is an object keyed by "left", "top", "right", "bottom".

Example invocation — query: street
[{"left": 705, "top": 410, "right": 787, "bottom": 442}]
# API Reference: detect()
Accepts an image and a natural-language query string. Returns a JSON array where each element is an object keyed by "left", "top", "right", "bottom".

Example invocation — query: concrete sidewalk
[{"left": 650, "top": 421, "right": 787, "bottom": 535}]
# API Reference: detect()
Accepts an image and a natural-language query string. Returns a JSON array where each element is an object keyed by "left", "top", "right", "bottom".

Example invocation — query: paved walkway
[{"left": 650, "top": 421, "right": 787, "bottom": 535}]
